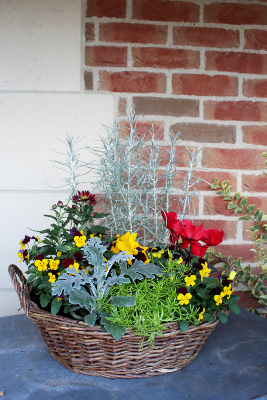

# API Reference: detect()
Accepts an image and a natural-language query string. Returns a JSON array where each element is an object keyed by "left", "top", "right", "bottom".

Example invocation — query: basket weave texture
[{"left": 9, "top": 264, "right": 220, "bottom": 378}]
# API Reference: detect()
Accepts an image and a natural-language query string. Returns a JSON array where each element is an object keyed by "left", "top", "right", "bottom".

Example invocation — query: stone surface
[
  {"left": 0, "top": 311, "right": 266, "bottom": 399},
  {"left": 0, "top": 0, "right": 81, "bottom": 91}
]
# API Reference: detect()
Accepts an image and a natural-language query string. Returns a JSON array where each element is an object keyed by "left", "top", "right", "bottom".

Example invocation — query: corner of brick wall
[{"left": 84, "top": 0, "right": 267, "bottom": 312}]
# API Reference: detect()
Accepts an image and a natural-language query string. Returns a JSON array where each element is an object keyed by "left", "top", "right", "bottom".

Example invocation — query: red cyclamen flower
[
  {"left": 161, "top": 210, "right": 179, "bottom": 243},
  {"left": 174, "top": 220, "right": 204, "bottom": 256},
  {"left": 201, "top": 229, "right": 224, "bottom": 247}
]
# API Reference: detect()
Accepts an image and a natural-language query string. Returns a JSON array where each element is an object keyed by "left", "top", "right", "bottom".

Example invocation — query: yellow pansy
[
  {"left": 214, "top": 294, "right": 224, "bottom": 306},
  {"left": 34, "top": 259, "right": 48, "bottom": 271},
  {"left": 17, "top": 252, "right": 23, "bottom": 262},
  {"left": 49, "top": 259, "right": 60, "bottom": 270},
  {"left": 223, "top": 284, "right": 232, "bottom": 299},
  {"left": 36, "top": 236, "right": 42, "bottom": 243},
  {"left": 19, "top": 240, "right": 26, "bottom": 249},
  {"left": 152, "top": 248, "right": 164, "bottom": 258},
  {"left": 198, "top": 308, "right": 205, "bottom": 321},
  {"left": 200, "top": 262, "right": 211, "bottom": 281},
  {"left": 48, "top": 273, "right": 56, "bottom": 283},
  {"left": 184, "top": 275, "right": 196, "bottom": 287},
  {"left": 110, "top": 232, "right": 139, "bottom": 256},
  {"left": 178, "top": 257, "right": 183, "bottom": 265},
  {"left": 74, "top": 233, "right": 87, "bottom": 247},
  {"left": 177, "top": 292, "right": 192, "bottom": 305},
  {"left": 170, "top": 276, "right": 174, "bottom": 282},
  {"left": 57, "top": 251, "right": 62, "bottom": 257},
  {"left": 68, "top": 262, "right": 80, "bottom": 273}
]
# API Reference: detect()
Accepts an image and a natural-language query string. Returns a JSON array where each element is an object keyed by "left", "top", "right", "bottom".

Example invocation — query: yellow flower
[
  {"left": 74, "top": 234, "right": 87, "bottom": 247},
  {"left": 184, "top": 275, "right": 196, "bottom": 287},
  {"left": 57, "top": 297, "right": 62, "bottom": 302},
  {"left": 34, "top": 259, "right": 48, "bottom": 271},
  {"left": 177, "top": 292, "right": 192, "bottom": 305},
  {"left": 17, "top": 252, "right": 23, "bottom": 262},
  {"left": 170, "top": 276, "right": 174, "bottom": 282},
  {"left": 200, "top": 262, "right": 211, "bottom": 281},
  {"left": 168, "top": 250, "right": 173, "bottom": 260},
  {"left": 49, "top": 259, "right": 60, "bottom": 270},
  {"left": 214, "top": 294, "right": 224, "bottom": 306},
  {"left": 48, "top": 273, "right": 56, "bottom": 283},
  {"left": 19, "top": 240, "right": 26, "bottom": 250},
  {"left": 198, "top": 308, "right": 205, "bottom": 321},
  {"left": 110, "top": 232, "right": 139, "bottom": 255},
  {"left": 57, "top": 251, "right": 62, "bottom": 257},
  {"left": 178, "top": 257, "right": 183, "bottom": 265},
  {"left": 36, "top": 236, "right": 42, "bottom": 243},
  {"left": 151, "top": 248, "right": 164, "bottom": 258},
  {"left": 223, "top": 284, "right": 232, "bottom": 299},
  {"left": 68, "top": 262, "right": 80, "bottom": 273}
]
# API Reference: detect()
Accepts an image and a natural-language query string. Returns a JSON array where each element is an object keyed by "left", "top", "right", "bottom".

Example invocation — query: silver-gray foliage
[
  {"left": 51, "top": 237, "right": 164, "bottom": 338},
  {"left": 88, "top": 111, "right": 208, "bottom": 245}
]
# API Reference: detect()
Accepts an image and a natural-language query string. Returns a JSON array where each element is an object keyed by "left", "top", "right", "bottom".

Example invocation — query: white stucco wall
[{"left": 0, "top": 1, "right": 113, "bottom": 317}]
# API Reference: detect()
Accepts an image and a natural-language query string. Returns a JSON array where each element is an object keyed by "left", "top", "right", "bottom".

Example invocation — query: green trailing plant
[
  {"left": 51, "top": 237, "right": 164, "bottom": 339},
  {"left": 87, "top": 111, "right": 208, "bottom": 246},
  {"left": 211, "top": 176, "right": 267, "bottom": 312}
]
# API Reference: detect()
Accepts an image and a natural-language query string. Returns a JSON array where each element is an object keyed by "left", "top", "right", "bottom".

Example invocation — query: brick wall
[{"left": 84, "top": 0, "right": 267, "bottom": 309}]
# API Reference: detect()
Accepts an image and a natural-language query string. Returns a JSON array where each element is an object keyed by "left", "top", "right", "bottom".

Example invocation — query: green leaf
[
  {"left": 217, "top": 311, "right": 228, "bottom": 323},
  {"left": 69, "top": 288, "right": 95, "bottom": 310},
  {"left": 40, "top": 293, "right": 51, "bottom": 308},
  {"left": 84, "top": 312, "right": 97, "bottom": 327},
  {"left": 228, "top": 202, "right": 239, "bottom": 210},
  {"left": 27, "top": 274, "right": 36, "bottom": 283},
  {"left": 51, "top": 298, "right": 61, "bottom": 315},
  {"left": 258, "top": 211, "right": 264, "bottom": 222},
  {"left": 229, "top": 302, "right": 240, "bottom": 314},
  {"left": 179, "top": 320, "right": 189, "bottom": 332},
  {"left": 233, "top": 192, "right": 241, "bottom": 201},
  {"left": 202, "top": 313, "right": 215, "bottom": 322},
  {"left": 197, "top": 291, "right": 210, "bottom": 299},
  {"left": 100, "top": 312, "right": 125, "bottom": 340},
  {"left": 239, "top": 215, "right": 252, "bottom": 221},
  {"left": 239, "top": 197, "right": 247, "bottom": 209},
  {"left": 246, "top": 204, "right": 255, "bottom": 214},
  {"left": 111, "top": 295, "right": 136, "bottom": 308}
]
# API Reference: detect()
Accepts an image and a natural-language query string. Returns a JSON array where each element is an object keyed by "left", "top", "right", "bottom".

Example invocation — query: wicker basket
[{"left": 9, "top": 263, "right": 223, "bottom": 378}]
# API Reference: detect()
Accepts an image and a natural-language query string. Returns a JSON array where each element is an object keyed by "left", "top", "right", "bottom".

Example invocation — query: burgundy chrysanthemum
[
  {"left": 72, "top": 191, "right": 97, "bottom": 206},
  {"left": 74, "top": 252, "right": 83, "bottom": 262},
  {"left": 62, "top": 258, "right": 75, "bottom": 269}
]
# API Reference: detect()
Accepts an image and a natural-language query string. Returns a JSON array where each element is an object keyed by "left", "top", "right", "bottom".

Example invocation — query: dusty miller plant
[
  {"left": 52, "top": 237, "right": 164, "bottom": 339},
  {"left": 87, "top": 111, "right": 208, "bottom": 246}
]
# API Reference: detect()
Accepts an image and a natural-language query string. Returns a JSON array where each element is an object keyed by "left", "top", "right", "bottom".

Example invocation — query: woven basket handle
[{"left": 8, "top": 264, "right": 30, "bottom": 315}]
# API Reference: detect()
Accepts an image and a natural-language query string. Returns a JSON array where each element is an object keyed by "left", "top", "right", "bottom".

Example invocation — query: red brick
[
  {"left": 99, "top": 23, "right": 167, "bottom": 45},
  {"left": 202, "top": 148, "right": 266, "bottom": 170},
  {"left": 243, "top": 79, "right": 267, "bottom": 99},
  {"left": 191, "top": 171, "right": 237, "bottom": 192},
  {"left": 132, "top": 48, "right": 199, "bottom": 70},
  {"left": 245, "top": 29, "right": 267, "bottom": 51},
  {"left": 204, "top": 101, "right": 267, "bottom": 122},
  {"left": 170, "top": 122, "right": 236, "bottom": 144},
  {"left": 242, "top": 125, "right": 267, "bottom": 146},
  {"left": 204, "top": 196, "right": 267, "bottom": 218},
  {"left": 242, "top": 174, "right": 267, "bottom": 192},
  {"left": 213, "top": 244, "right": 256, "bottom": 262},
  {"left": 132, "top": 0, "right": 199, "bottom": 22},
  {"left": 86, "top": 0, "right": 126, "bottom": 18},
  {"left": 98, "top": 71, "right": 166, "bottom": 93},
  {"left": 133, "top": 97, "right": 199, "bottom": 117},
  {"left": 85, "top": 23, "right": 95, "bottom": 42},
  {"left": 234, "top": 290, "right": 265, "bottom": 309},
  {"left": 172, "top": 74, "right": 238, "bottom": 97},
  {"left": 118, "top": 97, "right": 127, "bottom": 116},
  {"left": 85, "top": 46, "right": 127, "bottom": 67},
  {"left": 119, "top": 120, "right": 164, "bottom": 140},
  {"left": 173, "top": 27, "right": 239, "bottom": 48},
  {"left": 204, "top": 4, "right": 267, "bottom": 25},
  {"left": 206, "top": 51, "right": 267, "bottom": 75},
  {"left": 84, "top": 71, "right": 93, "bottom": 90},
  {"left": 194, "top": 219, "right": 237, "bottom": 240}
]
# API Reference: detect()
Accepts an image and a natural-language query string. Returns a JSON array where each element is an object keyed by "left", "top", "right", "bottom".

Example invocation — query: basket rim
[{"left": 9, "top": 263, "right": 221, "bottom": 338}]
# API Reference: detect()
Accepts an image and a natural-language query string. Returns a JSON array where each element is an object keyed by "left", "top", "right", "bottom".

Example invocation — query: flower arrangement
[
  {"left": 18, "top": 195, "right": 240, "bottom": 342},
  {"left": 15, "top": 112, "right": 241, "bottom": 345}
]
